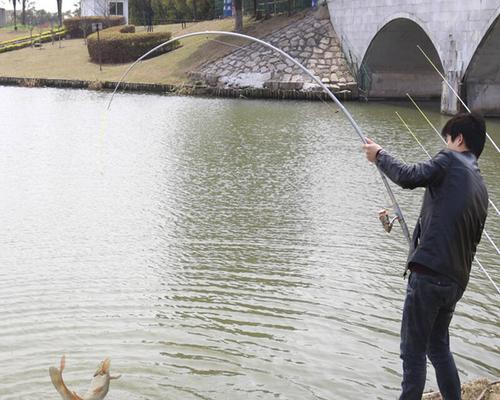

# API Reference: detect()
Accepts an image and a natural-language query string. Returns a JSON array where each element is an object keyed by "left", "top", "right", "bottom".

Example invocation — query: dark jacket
[{"left": 376, "top": 149, "right": 488, "bottom": 290}]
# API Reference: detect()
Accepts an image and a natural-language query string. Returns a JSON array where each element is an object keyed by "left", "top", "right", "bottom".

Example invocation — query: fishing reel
[{"left": 378, "top": 209, "right": 399, "bottom": 233}]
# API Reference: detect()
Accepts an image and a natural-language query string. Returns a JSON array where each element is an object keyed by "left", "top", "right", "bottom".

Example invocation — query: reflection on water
[{"left": 0, "top": 87, "right": 498, "bottom": 399}]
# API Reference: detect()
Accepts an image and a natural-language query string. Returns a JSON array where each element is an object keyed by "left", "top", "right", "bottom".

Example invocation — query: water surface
[{"left": 0, "top": 86, "right": 498, "bottom": 399}]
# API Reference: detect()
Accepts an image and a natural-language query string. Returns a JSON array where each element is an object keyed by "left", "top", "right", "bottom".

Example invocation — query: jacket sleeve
[{"left": 375, "top": 149, "right": 451, "bottom": 189}]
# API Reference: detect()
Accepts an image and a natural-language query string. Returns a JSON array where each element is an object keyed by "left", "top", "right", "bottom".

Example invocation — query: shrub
[
  {"left": 0, "top": 27, "right": 66, "bottom": 46},
  {"left": 63, "top": 16, "right": 126, "bottom": 38},
  {"left": 119, "top": 25, "right": 136, "bottom": 33},
  {"left": 0, "top": 30, "right": 66, "bottom": 54},
  {"left": 87, "top": 29, "right": 179, "bottom": 64}
]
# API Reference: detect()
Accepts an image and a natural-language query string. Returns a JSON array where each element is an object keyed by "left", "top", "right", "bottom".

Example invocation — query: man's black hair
[{"left": 441, "top": 112, "right": 486, "bottom": 158}]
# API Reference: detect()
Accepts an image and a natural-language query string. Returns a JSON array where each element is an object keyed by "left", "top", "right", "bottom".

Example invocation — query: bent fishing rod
[{"left": 106, "top": 30, "right": 412, "bottom": 248}]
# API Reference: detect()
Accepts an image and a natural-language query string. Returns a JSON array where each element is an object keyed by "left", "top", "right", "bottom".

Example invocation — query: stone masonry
[
  {"left": 191, "top": 8, "right": 357, "bottom": 97},
  {"left": 328, "top": 0, "right": 500, "bottom": 114}
]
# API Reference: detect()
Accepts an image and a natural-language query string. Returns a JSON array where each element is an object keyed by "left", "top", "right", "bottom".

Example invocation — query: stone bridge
[{"left": 327, "top": 0, "right": 500, "bottom": 116}]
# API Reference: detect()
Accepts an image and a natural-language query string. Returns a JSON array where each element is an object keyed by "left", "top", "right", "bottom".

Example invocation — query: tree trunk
[
  {"left": 21, "top": 0, "right": 26, "bottom": 25},
  {"left": 234, "top": 0, "right": 242, "bottom": 32},
  {"left": 192, "top": 0, "right": 197, "bottom": 20},
  {"left": 12, "top": 0, "right": 17, "bottom": 29},
  {"left": 57, "top": 0, "right": 63, "bottom": 27}
]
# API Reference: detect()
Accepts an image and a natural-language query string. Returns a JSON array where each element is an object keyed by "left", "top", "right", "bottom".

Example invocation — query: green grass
[{"left": 0, "top": 13, "right": 306, "bottom": 85}]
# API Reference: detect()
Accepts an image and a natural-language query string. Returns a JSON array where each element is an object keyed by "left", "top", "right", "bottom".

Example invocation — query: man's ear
[{"left": 456, "top": 133, "right": 464, "bottom": 146}]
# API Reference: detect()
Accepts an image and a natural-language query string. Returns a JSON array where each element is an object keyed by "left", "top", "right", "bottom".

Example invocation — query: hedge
[
  {"left": 0, "top": 27, "right": 66, "bottom": 46},
  {"left": 87, "top": 28, "right": 179, "bottom": 64},
  {"left": 0, "top": 30, "right": 67, "bottom": 54},
  {"left": 119, "top": 25, "right": 135, "bottom": 33},
  {"left": 63, "top": 16, "right": 125, "bottom": 38}
]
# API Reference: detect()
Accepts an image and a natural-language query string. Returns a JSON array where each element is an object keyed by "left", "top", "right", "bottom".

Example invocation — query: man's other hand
[{"left": 363, "top": 138, "right": 383, "bottom": 163}]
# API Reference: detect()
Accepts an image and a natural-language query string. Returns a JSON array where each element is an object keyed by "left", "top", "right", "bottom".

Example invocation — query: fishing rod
[
  {"left": 395, "top": 111, "right": 500, "bottom": 295},
  {"left": 406, "top": 93, "right": 500, "bottom": 219},
  {"left": 417, "top": 44, "right": 500, "bottom": 154},
  {"left": 107, "top": 30, "right": 412, "bottom": 249}
]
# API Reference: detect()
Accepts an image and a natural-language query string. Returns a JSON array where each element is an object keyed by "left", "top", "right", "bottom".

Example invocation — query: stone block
[{"left": 307, "top": 38, "right": 316, "bottom": 47}]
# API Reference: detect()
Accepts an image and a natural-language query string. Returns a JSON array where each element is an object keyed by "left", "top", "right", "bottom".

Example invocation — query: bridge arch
[
  {"left": 359, "top": 16, "right": 443, "bottom": 100},
  {"left": 464, "top": 7, "right": 500, "bottom": 116}
]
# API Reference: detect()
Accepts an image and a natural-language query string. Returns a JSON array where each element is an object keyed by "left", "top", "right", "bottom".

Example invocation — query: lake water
[{"left": 0, "top": 86, "right": 498, "bottom": 399}]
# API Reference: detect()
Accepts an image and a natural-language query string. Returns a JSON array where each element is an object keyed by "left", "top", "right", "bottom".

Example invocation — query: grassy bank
[
  {"left": 0, "top": 13, "right": 307, "bottom": 86},
  {"left": 0, "top": 25, "right": 33, "bottom": 42}
]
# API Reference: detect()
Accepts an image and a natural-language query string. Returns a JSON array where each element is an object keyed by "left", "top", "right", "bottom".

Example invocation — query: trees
[
  {"left": 21, "top": 0, "right": 26, "bottom": 25},
  {"left": 56, "top": 0, "right": 62, "bottom": 26},
  {"left": 72, "top": 0, "right": 81, "bottom": 16},
  {"left": 129, "top": 0, "right": 215, "bottom": 25},
  {"left": 11, "top": 0, "right": 18, "bottom": 30},
  {"left": 192, "top": 0, "right": 196, "bottom": 20},
  {"left": 234, "top": 0, "right": 242, "bottom": 32}
]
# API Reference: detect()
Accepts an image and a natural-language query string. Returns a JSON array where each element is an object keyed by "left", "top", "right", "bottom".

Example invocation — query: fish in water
[{"left": 49, "top": 355, "right": 121, "bottom": 400}]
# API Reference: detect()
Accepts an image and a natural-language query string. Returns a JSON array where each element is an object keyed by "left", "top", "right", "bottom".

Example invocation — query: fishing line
[
  {"left": 406, "top": 93, "right": 500, "bottom": 218},
  {"left": 396, "top": 108, "right": 500, "bottom": 255},
  {"left": 202, "top": 35, "right": 343, "bottom": 195},
  {"left": 211, "top": 34, "right": 397, "bottom": 229},
  {"left": 395, "top": 112, "right": 432, "bottom": 159},
  {"left": 396, "top": 112, "right": 499, "bottom": 295},
  {"left": 106, "top": 30, "right": 412, "bottom": 251},
  {"left": 417, "top": 44, "right": 500, "bottom": 154}
]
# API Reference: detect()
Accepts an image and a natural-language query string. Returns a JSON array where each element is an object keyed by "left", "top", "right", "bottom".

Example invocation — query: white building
[{"left": 81, "top": 0, "right": 129, "bottom": 24}]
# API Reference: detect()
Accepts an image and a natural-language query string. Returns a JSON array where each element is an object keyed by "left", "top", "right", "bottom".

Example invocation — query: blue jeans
[{"left": 399, "top": 271, "right": 464, "bottom": 400}]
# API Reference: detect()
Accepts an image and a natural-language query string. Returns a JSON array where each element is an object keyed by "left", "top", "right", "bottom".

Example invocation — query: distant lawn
[
  {"left": 0, "top": 25, "right": 32, "bottom": 42},
  {"left": 0, "top": 13, "right": 306, "bottom": 85}
]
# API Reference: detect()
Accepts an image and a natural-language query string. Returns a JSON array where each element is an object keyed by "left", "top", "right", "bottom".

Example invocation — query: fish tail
[{"left": 49, "top": 365, "right": 80, "bottom": 400}]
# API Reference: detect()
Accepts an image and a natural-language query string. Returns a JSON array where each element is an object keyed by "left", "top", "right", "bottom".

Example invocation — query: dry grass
[
  {"left": 0, "top": 26, "right": 31, "bottom": 42},
  {"left": 422, "top": 379, "right": 500, "bottom": 400},
  {"left": 0, "top": 25, "right": 53, "bottom": 43},
  {"left": 0, "top": 13, "right": 307, "bottom": 85}
]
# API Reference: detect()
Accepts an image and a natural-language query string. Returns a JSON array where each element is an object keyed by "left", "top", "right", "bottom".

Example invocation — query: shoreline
[{"left": 0, "top": 75, "right": 357, "bottom": 101}]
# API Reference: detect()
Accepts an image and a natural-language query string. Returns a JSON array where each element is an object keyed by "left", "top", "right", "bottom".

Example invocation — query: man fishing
[{"left": 363, "top": 112, "right": 488, "bottom": 399}]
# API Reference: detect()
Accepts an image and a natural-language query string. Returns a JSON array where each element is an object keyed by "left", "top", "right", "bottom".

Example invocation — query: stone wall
[{"left": 192, "top": 7, "right": 357, "bottom": 98}]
